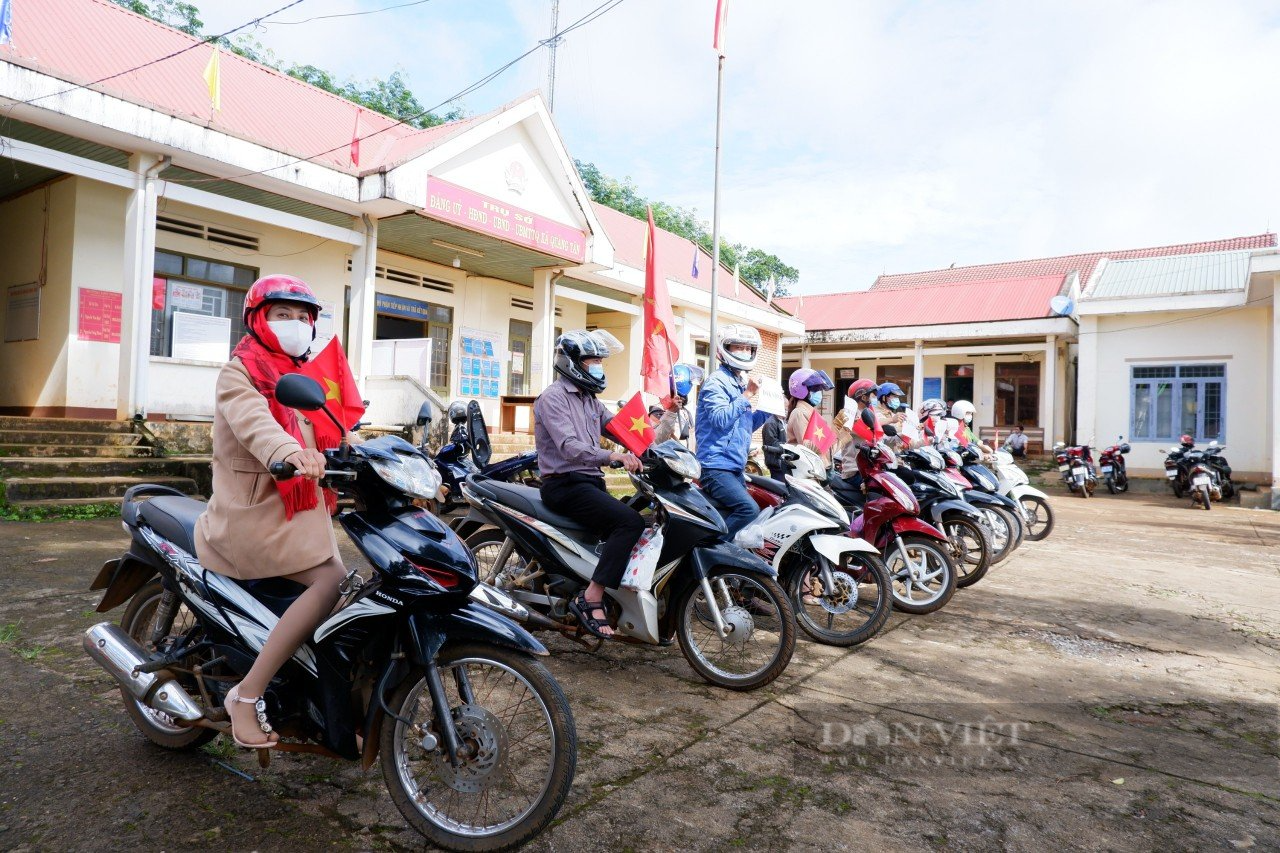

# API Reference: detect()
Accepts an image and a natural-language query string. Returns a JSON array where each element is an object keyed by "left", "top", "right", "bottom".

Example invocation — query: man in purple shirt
[{"left": 534, "top": 330, "right": 643, "bottom": 639}]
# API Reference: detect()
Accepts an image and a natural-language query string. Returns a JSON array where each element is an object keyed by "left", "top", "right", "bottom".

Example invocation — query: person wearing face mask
[
  {"left": 695, "top": 324, "right": 771, "bottom": 536},
  {"left": 653, "top": 363, "right": 701, "bottom": 446},
  {"left": 784, "top": 368, "right": 835, "bottom": 460},
  {"left": 950, "top": 400, "right": 994, "bottom": 454},
  {"left": 193, "top": 274, "right": 354, "bottom": 749},
  {"left": 534, "top": 330, "right": 644, "bottom": 640},
  {"left": 874, "top": 382, "right": 910, "bottom": 449}
]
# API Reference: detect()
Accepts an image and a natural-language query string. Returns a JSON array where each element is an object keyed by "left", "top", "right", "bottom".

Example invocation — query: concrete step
[
  {"left": 5, "top": 497, "right": 131, "bottom": 510},
  {"left": 0, "top": 456, "right": 194, "bottom": 478},
  {"left": 3, "top": 475, "right": 198, "bottom": 502},
  {"left": 0, "top": 415, "right": 134, "bottom": 433},
  {"left": 0, "top": 443, "right": 155, "bottom": 458},
  {"left": 0, "top": 430, "right": 143, "bottom": 447}
]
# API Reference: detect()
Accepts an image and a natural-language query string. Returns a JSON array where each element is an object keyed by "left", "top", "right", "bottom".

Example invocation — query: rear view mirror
[
  {"left": 415, "top": 402, "right": 433, "bottom": 427},
  {"left": 883, "top": 424, "right": 899, "bottom": 437},
  {"left": 275, "top": 373, "right": 326, "bottom": 411},
  {"left": 859, "top": 407, "right": 877, "bottom": 430}
]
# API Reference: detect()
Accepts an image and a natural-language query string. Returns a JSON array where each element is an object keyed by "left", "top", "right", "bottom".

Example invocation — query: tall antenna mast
[{"left": 546, "top": 0, "right": 560, "bottom": 113}]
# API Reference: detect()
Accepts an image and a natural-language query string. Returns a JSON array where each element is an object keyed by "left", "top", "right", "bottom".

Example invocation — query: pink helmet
[{"left": 787, "top": 368, "right": 835, "bottom": 400}]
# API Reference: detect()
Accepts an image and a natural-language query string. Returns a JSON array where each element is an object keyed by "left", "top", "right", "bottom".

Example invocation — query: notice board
[
  {"left": 4, "top": 282, "right": 40, "bottom": 342},
  {"left": 78, "top": 288, "right": 122, "bottom": 343}
]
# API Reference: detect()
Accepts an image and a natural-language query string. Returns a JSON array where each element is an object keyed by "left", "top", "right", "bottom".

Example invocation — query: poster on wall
[
  {"left": 4, "top": 282, "right": 40, "bottom": 342},
  {"left": 458, "top": 326, "right": 504, "bottom": 399},
  {"left": 77, "top": 288, "right": 122, "bottom": 343},
  {"left": 172, "top": 311, "right": 231, "bottom": 362},
  {"left": 923, "top": 377, "right": 943, "bottom": 401},
  {"left": 168, "top": 283, "right": 205, "bottom": 312}
]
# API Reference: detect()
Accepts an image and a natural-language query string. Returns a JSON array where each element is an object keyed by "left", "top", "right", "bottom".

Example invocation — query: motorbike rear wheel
[
  {"left": 1017, "top": 495, "right": 1054, "bottom": 541},
  {"left": 118, "top": 579, "right": 217, "bottom": 750},
  {"left": 1105, "top": 476, "right": 1117, "bottom": 495},
  {"left": 945, "top": 516, "right": 992, "bottom": 588},
  {"left": 786, "top": 550, "right": 891, "bottom": 647},
  {"left": 676, "top": 569, "right": 795, "bottom": 690},
  {"left": 381, "top": 643, "right": 576, "bottom": 852},
  {"left": 1199, "top": 485, "right": 1213, "bottom": 511}
]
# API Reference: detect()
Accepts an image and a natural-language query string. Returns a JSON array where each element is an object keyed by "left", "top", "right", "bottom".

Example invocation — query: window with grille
[
  {"left": 1129, "top": 364, "right": 1225, "bottom": 442},
  {"left": 151, "top": 250, "right": 257, "bottom": 358}
]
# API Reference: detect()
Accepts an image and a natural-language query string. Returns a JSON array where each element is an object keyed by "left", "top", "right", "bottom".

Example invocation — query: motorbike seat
[
  {"left": 746, "top": 473, "right": 788, "bottom": 498},
  {"left": 468, "top": 477, "right": 593, "bottom": 535},
  {"left": 138, "top": 495, "right": 207, "bottom": 556},
  {"left": 829, "top": 475, "right": 865, "bottom": 508}
]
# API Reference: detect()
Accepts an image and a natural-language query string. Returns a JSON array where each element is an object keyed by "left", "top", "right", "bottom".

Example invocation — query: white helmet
[
  {"left": 951, "top": 400, "right": 975, "bottom": 423},
  {"left": 716, "top": 324, "right": 761, "bottom": 372},
  {"left": 919, "top": 398, "right": 947, "bottom": 420}
]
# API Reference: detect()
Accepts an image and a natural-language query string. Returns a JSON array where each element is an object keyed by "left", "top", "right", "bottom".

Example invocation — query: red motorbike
[
  {"left": 1098, "top": 437, "right": 1131, "bottom": 494},
  {"left": 1053, "top": 442, "right": 1096, "bottom": 498},
  {"left": 827, "top": 412, "right": 958, "bottom": 614}
]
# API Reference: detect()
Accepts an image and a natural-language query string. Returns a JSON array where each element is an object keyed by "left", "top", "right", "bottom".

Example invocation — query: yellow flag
[{"left": 203, "top": 46, "right": 221, "bottom": 112}]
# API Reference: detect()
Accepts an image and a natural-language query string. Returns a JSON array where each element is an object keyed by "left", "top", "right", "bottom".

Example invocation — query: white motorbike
[
  {"left": 739, "top": 444, "right": 892, "bottom": 647},
  {"left": 990, "top": 449, "right": 1055, "bottom": 541}
]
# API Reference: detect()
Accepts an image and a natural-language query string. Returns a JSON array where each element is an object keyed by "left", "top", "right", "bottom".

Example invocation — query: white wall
[{"left": 1084, "top": 306, "right": 1271, "bottom": 479}]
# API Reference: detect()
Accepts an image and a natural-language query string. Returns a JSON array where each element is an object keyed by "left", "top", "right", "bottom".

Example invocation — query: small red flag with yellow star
[
  {"left": 297, "top": 337, "right": 365, "bottom": 447},
  {"left": 803, "top": 407, "right": 837, "bottom": 455},
  {"left": 605, "top": 392, "right": 655, "bottom": 456}
]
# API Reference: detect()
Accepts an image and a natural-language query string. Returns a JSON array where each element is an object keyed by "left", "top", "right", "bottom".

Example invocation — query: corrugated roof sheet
[
  {"left": 775, "top": 275, "right": 1066, "bottom": 332},
  {"left": 1085, "top": 250, "right": 1252, "bottom": 300},
  {"left": 0, "top": 0, "right": 479, "bottom": 174},
  {"left": 589, "top": 203, "right": 778, "bottom": 312},
  {"left": 871, "top": 234, "right": 1277, "bottom": 291}
]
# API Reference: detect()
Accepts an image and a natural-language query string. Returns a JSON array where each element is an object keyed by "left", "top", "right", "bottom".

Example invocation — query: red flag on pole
[
  {"left": 350, "top": 108, "right": 363, "bottom": 168},
  {"left": 605, "top": 392, "right": 656, "bottom": 456},
  {"left": 297, "top": 338, "right": 366, "bottom": 446},
  {"left": 851, "top": 408, "right": 884, "bottom": 445},
  {"left": 640, "top": 206, "right": 679, "bottom": 400},
  {"left": 803, "top": 408, "right": 837, "bottom": 455},
  {"left": 713, "top": 0, "right": 729, "bottom": 56}
]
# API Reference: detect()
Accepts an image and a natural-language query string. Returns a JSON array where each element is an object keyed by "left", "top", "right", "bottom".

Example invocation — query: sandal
[
  {"left": 568, "top": 591, "right": 614, "bottom": 640},
  {"left": 224, "top": 684, "right": 279, "bottom": 749}
]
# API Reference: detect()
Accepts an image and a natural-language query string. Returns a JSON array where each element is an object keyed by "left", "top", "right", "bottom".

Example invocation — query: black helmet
[
  {"left": 554, "top": 329, "right": 623, "bottom": 395},
  {"left": 447, "top": 401, "right": 467, "bottom": 424}
]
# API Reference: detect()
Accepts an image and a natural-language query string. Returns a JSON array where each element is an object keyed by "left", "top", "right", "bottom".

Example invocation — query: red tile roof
[
  {"left": 0, "top": 0, "right": 478, "bottom": 174},
  {"left": 870, "top": 234, "right": 1278, "bottom": 292},
  {"left": 775, "top": 275, "right": 1067, "bottom": 332},
  {"left": 590, "top": 202, "right": 780, "bottom": 312}
]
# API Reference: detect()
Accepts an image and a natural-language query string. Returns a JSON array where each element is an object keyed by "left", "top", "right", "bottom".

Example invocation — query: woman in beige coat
[
  {"left": 784, "top": 368, "right": 835, "bottom": 460},
  {"left": 194, "top": 275, "right": 348, "bottom": 749}
]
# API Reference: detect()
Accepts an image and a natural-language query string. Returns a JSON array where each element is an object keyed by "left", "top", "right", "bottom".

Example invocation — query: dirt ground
[{"left": 0, "top": 489, "right": 1278, "bottom": 852}]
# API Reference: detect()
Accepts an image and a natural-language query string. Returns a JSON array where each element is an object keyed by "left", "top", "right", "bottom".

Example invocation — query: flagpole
[{"left": 709, "top": 52, "right": 724, "bottom": 370}]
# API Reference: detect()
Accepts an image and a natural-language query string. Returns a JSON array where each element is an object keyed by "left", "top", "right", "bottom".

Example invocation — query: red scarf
[{"left": 231, "top": 314, "right": 337, "bottom": 519}]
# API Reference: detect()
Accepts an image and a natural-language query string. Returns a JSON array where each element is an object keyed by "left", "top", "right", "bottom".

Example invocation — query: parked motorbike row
[
  {"left": 1053, "top": 434, "right": 1235, "bottom": 511},
  {"left": 80, "top": 382, "right": 1055, "bottom": 851}
]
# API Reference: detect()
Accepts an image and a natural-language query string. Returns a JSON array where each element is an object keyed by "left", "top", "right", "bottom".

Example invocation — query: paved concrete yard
[{"left": 0, "top": 490, "right": 1278, "bottom": 851}]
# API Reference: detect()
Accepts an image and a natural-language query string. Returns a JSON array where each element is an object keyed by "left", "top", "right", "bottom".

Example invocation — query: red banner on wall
[
  {"left": 78, "top": 288, "right": 122, "bottom": 343},
  {"left": 422, "top": 176, "right": 588, "bottom": 264}
]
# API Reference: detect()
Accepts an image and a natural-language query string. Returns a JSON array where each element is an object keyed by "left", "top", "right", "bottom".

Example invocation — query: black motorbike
[
  {"left": 461, "top": 440, "right": 797, "bottom": 691},
  {"left": 84, "top": 374, "right": 576, "bottom": 852},
  {"left": 1166, "top": 441, "right": 1234, "bottom": 509},
  {"left": 954, "top": 443, "right": 1026, "bottom": 562},
  {"left": 429, "top": 400, "right": 539, "bottom": 535},
  {"left": 892, "top": 446, "right": 995, "bottom": 587}
]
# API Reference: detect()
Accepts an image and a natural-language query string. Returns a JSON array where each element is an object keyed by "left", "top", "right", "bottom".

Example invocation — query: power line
[
  {"left": 266, "top": 0, "right": 433, "bottom": 26},
  {"left": 8, "top": 0, "right": 309, "bottom": 109},
  {"left": 167, "top": 0, "right": 631, "bottom": 187}
]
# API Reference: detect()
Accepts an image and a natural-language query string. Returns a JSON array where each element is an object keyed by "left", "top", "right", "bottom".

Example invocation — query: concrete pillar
[
  {"left": 912, "top": 339, "right": 925, "bottom": 408},
  {"left": 1076, "top": 318, "right": 1098, "bottom": 448},
  {"left": 346, "top": 215, "right": 378, "bottom": 386},
  {"left": 117, "top": 153, "right": 162, "bottom": 419},
  {"left": 1041, "top": 335, "right": 1057, "bottom": 446},
  {"left": 530, "top": 268, "right": 557, "bottom": 393},
  {"left": 1271, "top": 277, "right": 1280, "bottom": 506}
]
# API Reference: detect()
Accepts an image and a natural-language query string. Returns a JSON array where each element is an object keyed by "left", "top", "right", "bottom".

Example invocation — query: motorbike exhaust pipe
[{"left": 83, "top": 622, "right": 204, "bottom": 723}]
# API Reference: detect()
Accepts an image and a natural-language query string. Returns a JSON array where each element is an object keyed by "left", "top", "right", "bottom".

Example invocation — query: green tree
[
  {"left": 577, "top": 160, "right": 798, "bottom": 296},
  {"left": 112, "top": 0, "right": 202, "bottom": 35}
]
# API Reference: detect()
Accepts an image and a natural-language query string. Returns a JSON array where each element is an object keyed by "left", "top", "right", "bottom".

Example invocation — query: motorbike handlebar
[{"left": 268, "top": 461, "right": 357, "bottom": 481}]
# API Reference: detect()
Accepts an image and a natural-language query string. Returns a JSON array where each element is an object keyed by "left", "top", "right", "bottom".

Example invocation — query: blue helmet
[
  {"left": 877, "top": 382, "right": 904, "bottom": 400},
  {"left": 672, "top": 363, "right": 703, "bottom": 398}
]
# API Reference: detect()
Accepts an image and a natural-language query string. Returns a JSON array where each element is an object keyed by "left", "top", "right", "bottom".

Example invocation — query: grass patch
[
  {"left": 0, "top": 502, "right": 121, "bottom": 522},
  {"left": 0, "top": 622, "right": 18, "bottom": 645},
  {"left": 202, "top": 737, "right": 239, "bottom": 760}
]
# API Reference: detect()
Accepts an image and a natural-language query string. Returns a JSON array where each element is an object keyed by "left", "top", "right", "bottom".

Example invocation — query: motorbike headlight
[
  {"left": 664, "top": 452, "right": 701, "bottom": 481},
  {"left": 369, "top": 452, "right": 444, "bottom": 500}
]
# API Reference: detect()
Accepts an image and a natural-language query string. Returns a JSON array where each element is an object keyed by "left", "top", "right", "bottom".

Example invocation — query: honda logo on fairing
[{"left": 375, "top": 591, "right": 404, "bottom": 607}]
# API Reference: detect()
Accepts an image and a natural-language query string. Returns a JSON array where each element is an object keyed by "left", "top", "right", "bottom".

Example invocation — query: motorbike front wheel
[
  {"left": 1017, "top": 495, "right": 1055, "bottom": 541},
  {"left": 676, "top": 569, "right": 796, "bottom": 690},
  {"left": 786, "top": 550, "right": 891, "bottom": 647},
  {"left": 945, "top": 516, "right": 992, "bottom": 588},
  {"left": 884, "top": 534, "right": 957, "bottom": 614},
  {"left": 980, "top": 508, "right": 1014, "bottom": 565},
  {"left": 381, "top": 643, "right": 576, "bottom": 852}
]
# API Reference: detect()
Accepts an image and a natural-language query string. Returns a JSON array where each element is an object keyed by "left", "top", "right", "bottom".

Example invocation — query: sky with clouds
[{"left": 200, "top": 0, "right": 1280, "bottom": 294}]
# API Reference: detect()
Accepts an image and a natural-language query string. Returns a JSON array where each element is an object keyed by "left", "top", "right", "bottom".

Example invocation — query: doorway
[
  {"left": 944, "top": 364, "right": 973, "bottom": 407},
  {"left": 508, "top": 320, "right": 532, "bottom": 395}
]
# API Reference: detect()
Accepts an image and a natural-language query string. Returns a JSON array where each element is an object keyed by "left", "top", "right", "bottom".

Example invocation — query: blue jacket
[{"left": 695, "top": 364, "right": 770, "bottom": 471}]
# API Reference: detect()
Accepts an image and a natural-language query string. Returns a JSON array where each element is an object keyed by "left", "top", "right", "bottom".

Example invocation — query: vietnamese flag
[
  {"left": 641, "top": 206, "right": 679, "bottom": 401},
  {"left": 605, "top": 392, "right": 655, "bottom": 456},
  {"left": 803, "top": 408, "right": 837, "bottom": 455},
  {"left": 851, "top": 407, "right": 885, "bottom": 445},
  {"left": 297, "top": 337, "right": 365, "bottom": 448}
]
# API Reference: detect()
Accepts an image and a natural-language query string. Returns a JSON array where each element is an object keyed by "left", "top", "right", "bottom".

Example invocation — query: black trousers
[{"left": 540, "top": 472, "right": 645, "bottom": 588}]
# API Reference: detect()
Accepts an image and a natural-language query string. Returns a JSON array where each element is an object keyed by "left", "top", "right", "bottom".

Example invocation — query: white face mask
[{"left": 268, "top": 319, "right": 313, "bottom": 358}]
